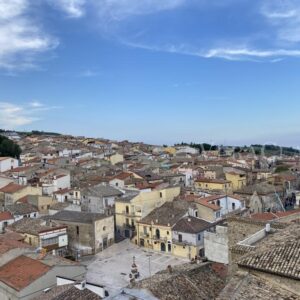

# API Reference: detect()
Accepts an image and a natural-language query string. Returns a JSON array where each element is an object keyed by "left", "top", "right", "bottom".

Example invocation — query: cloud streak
[
  {"left": 0, "top": 101, "right": 62, "bottom": 129},
  {"left": 48, "top": 0, "right": 86, "bottom": 18}
]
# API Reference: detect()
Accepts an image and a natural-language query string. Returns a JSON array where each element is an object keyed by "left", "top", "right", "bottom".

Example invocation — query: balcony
[
  {"left": 153, "top": 235, "right": 168, "bottom": 242},
  {"left": 139, "top": 232, "right": 150, "bottom": 239},
  {"left": 172, "top": 239, "right": 193, "bottom": 246},
  {"left": 122, "top": 210, "right": 135, "bottom": 217}
]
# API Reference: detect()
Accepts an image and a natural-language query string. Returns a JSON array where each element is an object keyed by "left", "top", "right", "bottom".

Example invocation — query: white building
[
  {"left": 42, "top": 174, "right": 71, "bottom": 196},
  {"left": 176, "top": 146, "right": 199, "bottom": 155},
  {"left": 204, "top": 225, "right": 229, "bottom": 264},
  {"left": 0, "top": 157, "right": 18, "bottom": 173}
]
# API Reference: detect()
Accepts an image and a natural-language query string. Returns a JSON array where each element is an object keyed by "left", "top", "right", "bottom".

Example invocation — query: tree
[{"left": 0, "top": 135, "right": 21, "bottom": 158}]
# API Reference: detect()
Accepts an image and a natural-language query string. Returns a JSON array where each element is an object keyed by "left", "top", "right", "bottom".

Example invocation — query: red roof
[
  {"left": 0, "top": 183, "right": 25, "bottom": 194},
  {"left": 53, "top": 188, "right": 73, "bottom": 195},
  {"left": 195, "top": 196, "right": 221, "bottom": 211},
  {"left": 250, "top": 209, "right": 300, "bottom": 221},
  {"left": 0, "top": 256, "right": 50, "bottom": 291},
  {"left": 7, "top": 166, "right": 32, "bottom": 173},
  {"left": 0, "top": 211, "right": 14, "bottom": 221},
  {"left": 0, "top": 236, "right": 31, "bottom": 255},
  {"left": 17, "top": 195, "right": 28, "bottom": 203},
  {"left": 112, "top": 172, "right": 132, "bottom": 180}
]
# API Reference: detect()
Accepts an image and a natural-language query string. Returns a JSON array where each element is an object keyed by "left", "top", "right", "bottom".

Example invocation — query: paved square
[{"left": 86, "top": 239, "right": 188, "bottom": 297}]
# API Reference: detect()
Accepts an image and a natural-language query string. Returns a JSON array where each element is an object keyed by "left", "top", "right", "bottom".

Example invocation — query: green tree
[{"left": 0, "top": 135, "right": 22, "bottom": 158}]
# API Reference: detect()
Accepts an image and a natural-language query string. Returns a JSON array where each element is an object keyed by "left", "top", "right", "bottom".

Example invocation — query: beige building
[
  {"left": 0, "top": 183, "right": 41, "bottom": 206},
  {"left": 27, "top": 195, "right": 57, "bottom": 214},
  {"left": 115, "top": 186, "right": 180, "bottom": 238},
  {"left": 50, "top": 210, "right": 114, "bottom": 256}
]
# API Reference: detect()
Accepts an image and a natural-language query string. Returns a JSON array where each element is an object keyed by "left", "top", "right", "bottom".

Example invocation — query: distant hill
[
  {"left": 0, "top": 129, "right": 61, "bottom": 137},
  {"left": 175, "top": 142, "right": 300, "bottom": 156}
]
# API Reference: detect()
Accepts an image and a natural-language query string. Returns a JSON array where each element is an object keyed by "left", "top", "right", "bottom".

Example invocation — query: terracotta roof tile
[
  {"left": 0, "top": 183, "right": 25, "bottom": 193},
  {"left": 0, "top": 211, "right": 14, "bottom": 221},
  {"left": 0, "top": 256, "right": 50, "bottom": 291},
  {"left": 238, "top": 241, "right": 300, "bottom": 280}
]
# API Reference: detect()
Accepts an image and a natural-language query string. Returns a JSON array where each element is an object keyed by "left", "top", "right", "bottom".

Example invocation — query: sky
[{"left": 0, "top": 0, "right": 300, "bottom": 147}]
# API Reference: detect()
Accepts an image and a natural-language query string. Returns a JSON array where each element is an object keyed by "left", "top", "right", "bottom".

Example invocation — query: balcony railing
[
  {"left": 172, "top": 239, "right": 193, "bottom": 246},
  {"left": 153, "top": 236, "right": 168, "bottom": 242}
]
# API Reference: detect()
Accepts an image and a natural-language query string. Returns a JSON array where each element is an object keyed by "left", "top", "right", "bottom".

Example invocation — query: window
[
  {"left": 103, "top": 226, "right": 106, "bottom": 231},
  {"left": 143, "top": 226, "right": 147, "bottom": 235},
  {"left": 42, "top": 237, "right": 58, "bottom": 247},
  {"left": 160, "top": 192, "right": 163, "bottom": 198},
  {"left": 198, "top": 234, "right": 201, "bottom": 241},
  {"left": 167, "top": 231, "right": 169, "bottom": 235},
  {"left": 116, "top": 182, "right": 119, "bottom": 187},
  {"left": 195, "top": 210, "right": 198, "bottom": 218},
  {"left": 217, "top": 200, "right": 220, "bottom": 207},
  {"left": 232, "top": 203, "right": 236, "bottom": 210},
  {"left": 126, "top": 218, "right": 129, "bottom": 225},
  {"left": 76, "top": 226, "right": 79, "bottom": 235},
  {"left": 156, "top": 229, "right": 160, "bottom": 239},
  {"left": 126, "top": 206, "right": 129, "bottom": 214},
  {"left": 178, "top": 234, "right": 182, "bottom": 242}
]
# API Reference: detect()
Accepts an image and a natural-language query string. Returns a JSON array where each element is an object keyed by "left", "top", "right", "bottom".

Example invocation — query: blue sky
[{"left": 0, "top": 0, "right": 300, "bottom": 147}]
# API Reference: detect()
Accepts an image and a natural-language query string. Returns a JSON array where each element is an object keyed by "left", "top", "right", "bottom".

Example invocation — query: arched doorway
[
  {"left": 160, "top": 243, "right": 166, "bottom": 252},
  {"left": 168, "top": 242, "right": 171, "bottom": 252}
]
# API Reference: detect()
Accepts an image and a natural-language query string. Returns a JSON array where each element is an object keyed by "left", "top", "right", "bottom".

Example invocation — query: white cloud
[
  {"left": 123, "top": 40, "right": 300, "bottom": 61},
  {"left": 94, "top": 0, "right": 185, "bottom": 20},
  {"left": 0, "top": 0, "right": 28, "bottom": 19},
  {"left": 0, "top": 101, "right": 61, "bottom": 129},
  {"left": 261, "top": 1, "right": 300, "bottom": 43},
  {"left": 48, "top": 0, "right": 86, "bottom": 18},
  {"left": 203, "top": 47, "right": 300, "bottom": 60},
  {"left": 0, "top": 0, "right": 58, "bottom": 70},
  {"left": 78, "top": 69, "right": 99, "bottom": 77},
  {"left": 29, "top": 101, "right": 43, "bottom": 108}
]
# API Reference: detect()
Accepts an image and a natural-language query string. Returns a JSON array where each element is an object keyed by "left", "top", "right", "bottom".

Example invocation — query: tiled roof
[
  {"left": 249, "top": 209, "right": 300, "bottom": 221},
  {"left": 194, "top": 196, "right": 222, "bottom": 211},
  {"left": 112, "top": 172, "right": 132, "bottom": 180},
  {"left": 173, "top": 216, "right": 212, "bottom": 234},
  {"left": 53, "top": 188, "right": 73, "bottom": 195},
  {"left": 0, "top": 182, "right": 25, "bottom": 193},
  {"left": 0, "top": 211, "right": 14, "bottom": 221},
  {"left": 218, "top": 271, "right": 300, "bottom": 300},
  {"left": 50, "top": 210, "right": 108, "bottom": 224},
  {"left": 0, "top": 255, "right": 50, "bottom": 291},
  {"left": 9, "top": 218, "right": 66, "bottom": 235},
  {"left": 49, "top": 286, "right": 102, "bottom": 300},
  {"left": 0, "top": 236, "right": 31, "bottom": 255},
  {"left": 6, "top": 203, "right": 38, "bottom": 215},
  {"left": 238, "top": 240, "right": 300, "bottom": 280},
  {"left": 138, "top": 200, "right": 190, "bottom": 226}
]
